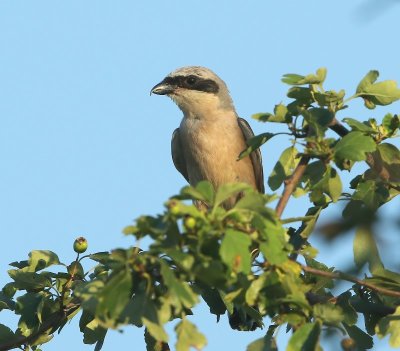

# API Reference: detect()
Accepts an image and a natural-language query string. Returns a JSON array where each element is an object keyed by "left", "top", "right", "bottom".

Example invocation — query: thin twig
[
  {"left": 301, "top": 265, "right": 400, "bottom": 299},
  {"left": 275, "top": 155, "right": 310, "bottom": 218}
]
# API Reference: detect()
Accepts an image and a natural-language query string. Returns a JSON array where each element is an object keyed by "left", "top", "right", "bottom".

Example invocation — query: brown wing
[
  {"left": 171, "top": 128, "right": 189, "bottom": 182},
  {"left": 237, "top": 118, "right": 265, "bottom": 193}
]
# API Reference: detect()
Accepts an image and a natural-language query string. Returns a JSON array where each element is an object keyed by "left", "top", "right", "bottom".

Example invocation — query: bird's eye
[{"left": 186, "top": 76, "right": 197, "bottom": 85}]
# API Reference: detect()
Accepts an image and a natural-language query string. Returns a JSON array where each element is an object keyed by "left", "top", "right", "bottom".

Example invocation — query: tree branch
[
  {"left": 0, "top": 304, "right": 80, "bottom": 351},
  {"left": 275, "top": 155, "right": 310, "bottom": 218},
  {"left": 301, "top": 264, "right": 400, "bottom": 299}
]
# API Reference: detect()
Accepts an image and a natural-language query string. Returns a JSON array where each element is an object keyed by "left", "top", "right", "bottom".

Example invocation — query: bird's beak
[{"left": 150, "top": 80, "right": 175, "bottom": 96}]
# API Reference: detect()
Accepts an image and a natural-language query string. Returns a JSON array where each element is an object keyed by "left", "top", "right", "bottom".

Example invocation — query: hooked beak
[{"left": 150, "top": 79, "right": 175, "bottom": 96}]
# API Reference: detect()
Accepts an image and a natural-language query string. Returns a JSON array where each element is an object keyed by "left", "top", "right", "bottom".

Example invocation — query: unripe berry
[
  {"left": 73, "top": 237, "right": 88, "bottom": 253},
  {"left": 184, "top": 216, "right": 196, "bottom": 230}
]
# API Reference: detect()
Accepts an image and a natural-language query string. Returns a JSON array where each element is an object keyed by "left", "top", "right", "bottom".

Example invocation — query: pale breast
[{"left": 179, "top": 115, "right": 257, "bottom": 190}]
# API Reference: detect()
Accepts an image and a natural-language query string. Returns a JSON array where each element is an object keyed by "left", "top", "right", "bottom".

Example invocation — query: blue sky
[{"left": 0, "top": 1, "right": 399, "bottom": 350}]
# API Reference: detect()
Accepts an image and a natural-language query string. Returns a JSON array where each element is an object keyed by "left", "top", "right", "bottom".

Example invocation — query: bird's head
[{"left": 150, "top": 66, "right": 235, "bottom": 118}]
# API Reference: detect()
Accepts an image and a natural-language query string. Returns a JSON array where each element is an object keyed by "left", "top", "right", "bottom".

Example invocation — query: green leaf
[
  {"left": 15, "top": 292, "right": 44, "bottom": 336},
  {"left": 160, "top": 260, "right": 198, "bottom": 309},
  {"left": 353, "top": 226, "right": 383, "bottom": 274},
  {"left": 246, "top": 326, "right": 278, "bottom": 351},
  {"left": 26, "top": 250, "right": 61, "bottom": 272},
  {"left": 343, "top": 324, "right": 373, "bottom": 350},
  {"left": 287, "top": 87, "right": 313, "bottom": 102},
  {"left": 145, "top": 328, "right": 169, "bottom": 351},
  {"left": 343, "top": 118, "right": 375, "bottom": 133},
  {"left": 334, "top": 131, "right": 376, "bottom": 164},
  {"left": 382, "top": 113, "right": 399, "bottom": 137},
  {"left": 282, "top": 73, "right": 306, "bottom": 85},
  {"left": 356, "top": 70, "right": 379, "bottom": 93},
  {"left": 220, "top": 229, "right": 251, "bottom": 274},
  {"left": 302, "top": 108, "right": 334, "bottom": 137},
  {"left": 356, "top": 70, "right": 400, "bottom": 107},
  {"left": 201, "top": 287, "right": 226, "bottom": 316},
  {"left": 239, "top": 133, "right": 275, "bottom": 159},
  {"left": 287, "top": 322, "right": 320, "bottom": 351},
  {"left": 8, "top": 270, "right": 52, "bottom": 290},
  {"left": 96, "top": 268, "right": 132, "bottom": 323},
  {"left": 282, "top": 68, "right": 327, "bottom": 86},
  {"left": 213, "top": 183, "right": 252, "bottom": 209},
  {"left": 352, "top": 180, "right": 390, "bottom": 209},
  {"left": 0, "top": 324, "right": 16, "bottom": 342},
  {"left": 0, "top": 291, "right": 15, "bottom": 311},
  {"left": 143, "top": 317, "right": 169, "bottom": 343},
  {"left": 297, "top": 207, "right": 322, "bottom": 239},
  {"left": 313, "top": 304, "right": 344, "bottom": 325},
  {"left": 175, "top": 319, "right": 207, "bottom": 351},
  {"left": 268, "top": 146, "right": 299, "bottom": 191},
  {"left": 180, "top": 181, "right": 214, "bottom": 205},
  {"left": 376, "top": 306, "right": 400, "bottom": 347},
  {"left": 252, "top": 104, "right": 291, "bottom": 123},
  {"left": 336, "top": 293, "right": 357, "bottom": 326},
  {"left": 82, "top": 318, "right": 107, "bottom": 349},
  {"left": 245, "top": 274, "right": 267, "bottom": 305},
  {"left": 259, "top": 222, "right": 288, "bottom": 266}
]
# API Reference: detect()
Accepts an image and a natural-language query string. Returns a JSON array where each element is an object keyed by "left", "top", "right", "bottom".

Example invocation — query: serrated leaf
[
  {"left": 353, "top": 226, "right": 383, "bottom": 274},
  {"left": 268, "top": 146, "right": 299, "bottom": 191},
  {"left": 334, "top": 131, "right": 376, "bottom": 164},
  {"left": 175, "top": 319, "right": 207, "bottom": 351},
  {"left": 239, "top": 133, "right": 275, "bottom": 159},
  {"left": 220, "top": 229, "right": 251, "bottom": 274},
  {"left": 287, "top": 322, "right": 320, "bottom": 351}
]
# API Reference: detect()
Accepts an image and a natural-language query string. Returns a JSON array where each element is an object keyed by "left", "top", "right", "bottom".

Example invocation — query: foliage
[{"left": 1, "top": 69, "right": 400, "bottom": 351}]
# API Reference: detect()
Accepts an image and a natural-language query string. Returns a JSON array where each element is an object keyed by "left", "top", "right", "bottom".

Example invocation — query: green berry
[
  {"left": 184, "top": 216, "right": 196, "bottom": 230},
  {"left": 73, "top": 237, "right": 88, "bottom": 253}
]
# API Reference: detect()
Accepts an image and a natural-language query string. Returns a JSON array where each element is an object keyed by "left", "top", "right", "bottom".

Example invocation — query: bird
[{"left": 150, "top": 66, "right": 264, "bottom": 209}]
